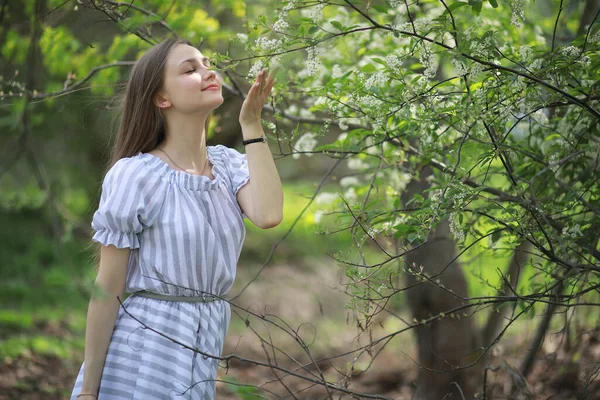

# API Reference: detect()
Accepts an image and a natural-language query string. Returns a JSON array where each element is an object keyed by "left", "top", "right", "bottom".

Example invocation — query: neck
[{"left": 158, "top": 110, "right": 209, "bottom": 169}]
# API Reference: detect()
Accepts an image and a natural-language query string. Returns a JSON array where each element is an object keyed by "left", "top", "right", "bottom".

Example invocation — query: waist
[{"left": 130, "top": 290, "right": 225, "bottom": 303}]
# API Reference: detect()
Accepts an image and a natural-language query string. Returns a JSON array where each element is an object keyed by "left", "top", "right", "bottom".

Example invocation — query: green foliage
[{"left": 1, "top": 1, "right": 599, "bottom": 380}]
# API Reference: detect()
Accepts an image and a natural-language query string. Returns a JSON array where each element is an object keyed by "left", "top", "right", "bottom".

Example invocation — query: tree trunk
[{"left": 402, "top": 166, "right": 481, "bottom": 399}]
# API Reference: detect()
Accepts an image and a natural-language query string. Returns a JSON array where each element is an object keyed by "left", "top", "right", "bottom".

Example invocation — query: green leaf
[
  {"left": 330, "top": 20, "right": 344, "bottom": 32},
  {"left": 393, "top": 224, "right": 415, "bottom": 238},
  {"left": 468, "top": 0, "right": 483, "bottom": 14},
  {"left": 372, "top": 5, "right": 389, "bottom": 14},
  {"left": 448, "top": 1, "right": 469, "bottom": 12},
  {"left": 359, "top": 63, "right": 377, "bottom": 73},
  {"left": 488, "top": 0, "right": 498, "bottom": 8}
]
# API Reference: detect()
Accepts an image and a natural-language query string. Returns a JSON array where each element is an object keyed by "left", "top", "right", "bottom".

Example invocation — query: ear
[{"left": 153, "top": 92, "right": 171, "bottom": 109}]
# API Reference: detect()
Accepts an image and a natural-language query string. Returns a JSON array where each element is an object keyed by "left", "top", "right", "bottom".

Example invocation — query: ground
[{"left": 1, "top": 259, "right": 598, "bottom": 399}]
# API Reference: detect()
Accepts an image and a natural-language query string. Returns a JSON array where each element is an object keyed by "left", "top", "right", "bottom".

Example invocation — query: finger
[{"left": 266, "top": 66, "right": 278, "bottom": 84}]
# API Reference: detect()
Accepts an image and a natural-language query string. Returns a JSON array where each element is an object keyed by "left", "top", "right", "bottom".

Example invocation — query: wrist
[{"left": 240, "top": 121, "right": 263, "bottom": 135}]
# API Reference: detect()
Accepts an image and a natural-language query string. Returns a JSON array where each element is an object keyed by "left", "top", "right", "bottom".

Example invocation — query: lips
[{"left": 202, "top": 84, "right": 219, "bottom": 91}]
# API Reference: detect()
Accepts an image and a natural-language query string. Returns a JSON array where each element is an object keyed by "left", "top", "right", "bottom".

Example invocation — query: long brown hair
[{"left": 88, "top": 38, "right": 211, "bottom": 270}]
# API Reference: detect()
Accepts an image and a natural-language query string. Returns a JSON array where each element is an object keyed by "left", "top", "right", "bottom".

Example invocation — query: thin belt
[{"left": 131, "top": 290, "right": 224, "bottom": 303}]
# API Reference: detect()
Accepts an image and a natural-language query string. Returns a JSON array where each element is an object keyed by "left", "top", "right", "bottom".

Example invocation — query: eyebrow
[{"left": 178, "top": 57, "right": 210, "bottom": 67}]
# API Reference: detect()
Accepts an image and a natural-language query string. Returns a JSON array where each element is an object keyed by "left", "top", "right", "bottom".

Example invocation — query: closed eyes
[{"left": 183, "top": 58, "right": 213, "bottom": 74}]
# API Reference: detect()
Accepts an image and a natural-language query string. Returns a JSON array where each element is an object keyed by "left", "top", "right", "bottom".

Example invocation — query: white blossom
[
  {"left": 451, "top": 58, "right": 467, "bottom": 76},
  {"left": 332, "top": 64, "right": 343, "bottom": 78},
  {"left": 529, "top": 58, "right": 543, "bottom": 72},
  {"left": 300, "top": 3, "right": 325, "bottom": 22},
  {"left": 304, "top": 46, "right": 321, "bottom": 77},
  {"left": 343, "top": 187, "right": 357, "bottom": 203},
  {"left": 387, "top": 170, "right": 412, "bottom": 192},
  {"left": 560, "top": 46, "right": 579, "bottom": 58},
  {"left": 293, "top": 132, "right": 318, "bottom": 159},
  {"left": 255, "top": 36, "right": 282, "bottom": 51},
  {"left": 448, "top": 212, "right": 465, "bottom": 242},
  {"left": 315, "top": 191, "right": 338, "bottom": 206},
  {"left": 519, "top": 45, "right": 533, "bottom": 62},
  {"left": 338, "top": 119, "right": 349, "bottom": 131},
  {"left": 365, "top": 71, "right": 386, "bottom": 89},
  {"left": 282, "top": 0, "right": 297, "bottom": 12},
  {"left": 385, "top": 53, "right": 403, "bottom": 70},
  {"left": 235, "top": 33, "right": 248, "bottom": 43},
  {"left": 272, "top": 18, "right": 288, "bottom": 32},
  {"left": 418, "top": 42, "right": 436, "bottom": 79},
  {"left": 511, "top": 0, "right": 524, "bottom": 27},
  {"left": 248, "top": 59, "right": 264, "bottom": 79},
  {"left": 348, "top": 157, "right": 369, "bottom": 171},
  {"left": 468, "top": 62, "right": 484, "bottom": 80},
  {"left": 340, "top": 176, "right": 360, "bottom": 187},
  {"left": 578, "top": 55, "right": 591, "bottom": 68},
  {"left": 562, "top": 224, "right": 583, "bottom": 239}
]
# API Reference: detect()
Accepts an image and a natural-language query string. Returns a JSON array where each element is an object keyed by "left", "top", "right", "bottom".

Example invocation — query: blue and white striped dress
[{"left": 70, "top": 144, "right": 250, "bottom": 399}]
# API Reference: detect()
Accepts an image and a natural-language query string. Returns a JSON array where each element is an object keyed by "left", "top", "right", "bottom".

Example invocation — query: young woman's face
[{"left": 159, "top": 44, "right": 224, "bottom": 114}]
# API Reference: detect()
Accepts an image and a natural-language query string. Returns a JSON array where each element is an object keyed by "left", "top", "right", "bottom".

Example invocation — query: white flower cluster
[
  {"left": 534, "top": 109, "right": 549, "bottom": 125},
  {"left": 387, "top": 0, "right": 402, "bottom": 7},
  {"left": 529, "top": 58, "right": 543, "bottom": 72},
  {"left": 332, "top": 64, "right": 344, "bottom": 78},
  {"left": 470, "top": 36, "right": 494, "bottom": 59},
  {"left": 469, "top": 62, "right": 484, "bottom": 80},
  {"left": 385, "top": 53, "right": 403, "bottom": 70},
  {"left": 338, "top": 118, "right": 349, "bottom": 130},
  {"left": 348, "top": 157, "right": 369, "bottom": 171},
  {"left": 548, "top": 152, "right": 560, "bottom": 173},
  {"left": 300, "top": 2, "right": 326, "bottom": 22},
  {"left": 315, "top": 191, "right": 338, "bottom": 206},
  {"left": 511, "top": 0, "right": 524, "bottom": 27},
  {"left": 273, "top": 18, "right": 289, "bottom": 32},
  {"left": 448, "top": 212, "right": 465, "bottom": 242},
  {"left": 387, "top": 169, "right": 412, "bottom": 193},
  {"left": 282, "top": 0, "right": 297, "bottom": 12},
  {"left": 248, "top": 59, "right": 264, "bottom": 79},
  {"left": 305, "top": 46, "right": 321, "bottom": 77},
  {"left": 562, "top": 224, "right": 583, "bottom": 239},
  {"left": 451, "top": 58, "right": 467, "bottom": 76},
  {"left": 519, "top": 45, "right": 533, "bottom": 62},
  {"left": 578, "top": 55, "right": 591, "bottom": 68},
  {"left": 590, "top": 30, "right": 600, "bottom": 43},
  {"left": 560, "top": 46, "right": 579, "bottom": 58},
  {"left": 418, "top": 42, "right": 436, "bottom": 79},
  {"left": 255, "top": 36, "right": 282, "bottom": 51},
  {"left": 235, "top": 33, "right": 248, "bottom": 43},
  {"left": 364, "top": 71, "right": 386, "bottom": 89},
  {"left": 293, "top": 132, "right": 318, "bottom": 159},
  {"left": 340, "top": 176, "right": 360, "bottom": 187}
]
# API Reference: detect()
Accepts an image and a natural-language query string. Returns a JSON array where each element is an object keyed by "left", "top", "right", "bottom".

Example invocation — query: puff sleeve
[
  {"left": 91, "top": 157, "right": 166, "bottom": 249},
  {"left": 220, "top": 145, "right": 250, "bottom": 196}
]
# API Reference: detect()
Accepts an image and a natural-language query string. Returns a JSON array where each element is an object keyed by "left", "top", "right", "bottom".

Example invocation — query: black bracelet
[{"left": 243, "top": 136, "right": 266, "bottom": 146}]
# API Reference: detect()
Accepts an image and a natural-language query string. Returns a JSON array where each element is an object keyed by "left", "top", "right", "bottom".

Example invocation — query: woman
[{"left": 71, "top": 38, "right": 283, "bottom": 399}]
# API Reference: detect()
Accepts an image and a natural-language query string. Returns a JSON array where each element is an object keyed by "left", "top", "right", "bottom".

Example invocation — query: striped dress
[{"left": 70, "top": 145, "right": 250, "bottom": 399}]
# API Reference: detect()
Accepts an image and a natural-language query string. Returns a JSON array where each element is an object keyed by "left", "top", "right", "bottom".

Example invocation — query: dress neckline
[{"left": 137, "top": 145, "right": 225, "bottom": 191}]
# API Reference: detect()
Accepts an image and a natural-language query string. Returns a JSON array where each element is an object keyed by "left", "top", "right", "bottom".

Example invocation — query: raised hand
[{"left": 239, "top": 67, "right": 278, "bottom": 128}]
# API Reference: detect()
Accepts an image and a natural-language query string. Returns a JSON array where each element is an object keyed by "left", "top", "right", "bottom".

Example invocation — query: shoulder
[
  {"left": 210, "top": 144, "right": 243, "bottom": 160},
  {"left": 103, "top": 154, "right": 162, "bottom": 190},
  {"left": 210, "top": 144, "right": 246, "bottom": 167}
]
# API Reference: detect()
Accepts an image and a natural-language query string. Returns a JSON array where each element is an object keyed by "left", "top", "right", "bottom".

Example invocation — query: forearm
[
  {"left": 241, "top": 123, "right": 283, "bottom": 224},
  {"left": 80, "top": 285, "right": 123, "bottom": 393}
]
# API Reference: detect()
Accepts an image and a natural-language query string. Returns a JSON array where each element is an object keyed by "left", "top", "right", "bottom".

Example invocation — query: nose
[{"left": 203, "top": 69, "right": 217, "bottom": 81}]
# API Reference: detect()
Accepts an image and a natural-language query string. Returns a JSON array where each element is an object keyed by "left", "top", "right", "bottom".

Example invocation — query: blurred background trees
[{"left": 1, "top": 0, "right": 599, "bottom": 399}]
